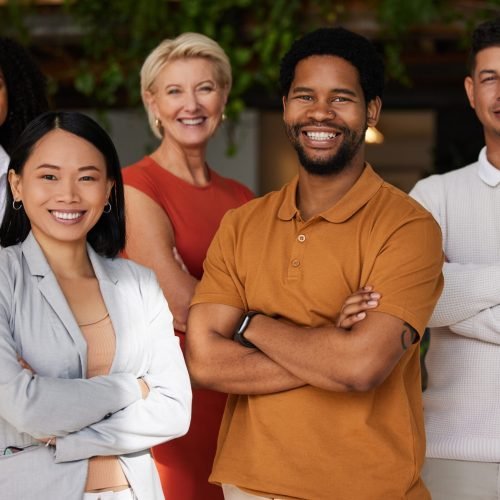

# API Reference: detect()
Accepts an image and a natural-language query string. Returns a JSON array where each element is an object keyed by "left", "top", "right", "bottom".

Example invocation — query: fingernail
[
  {"left": 370, "top": 293, "right": 381, "bottom": 299},
  {"left": 357, "top": 312, "right": 366, "bottom": 318},
  {"left": 367, "top": 300, "right": 378, "bottom": 306}
]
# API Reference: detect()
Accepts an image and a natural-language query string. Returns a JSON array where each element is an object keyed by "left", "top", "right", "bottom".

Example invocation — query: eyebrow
[
  {"left": 478, "top": 69, "right": 498, "bottom": 77},
  {"left": 165, "top": 79, "right": 216, "bottom": 88},
  {"left": 291, "top": 86, "right": 357, "bottom": 97},
  {"left": 35, "top": 164, "right": 102, "bottom": 172}
]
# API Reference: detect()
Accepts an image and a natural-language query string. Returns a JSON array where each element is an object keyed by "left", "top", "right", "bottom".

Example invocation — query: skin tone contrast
[{"left": 348, "top": 47, "right": 500, "bottom": 329}]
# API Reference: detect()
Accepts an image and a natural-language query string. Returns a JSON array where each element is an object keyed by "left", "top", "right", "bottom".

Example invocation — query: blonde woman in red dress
[{"left": 122, "top": 33, "right": 253, "bottom": 500}]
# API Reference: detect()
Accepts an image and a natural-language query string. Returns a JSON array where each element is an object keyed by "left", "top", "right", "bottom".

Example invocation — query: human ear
[
  {"left": 106, "top": 180, "right": 114, "bottom": 200},
  {"left": 8, "top": 169, "right": 22, "bottom": 201},
  {"left": 464, "top": 76, "right": 475, "bottom": 109},
  {"left": 366, "top": 97, "right": 382, "bottom": 127}
]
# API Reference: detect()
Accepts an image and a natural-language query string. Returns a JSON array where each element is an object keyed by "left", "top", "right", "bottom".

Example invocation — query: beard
[{"left": 285, "top": 120, "right": 366, "bottom": 176}]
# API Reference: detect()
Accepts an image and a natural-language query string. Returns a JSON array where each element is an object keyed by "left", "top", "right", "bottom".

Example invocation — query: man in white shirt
[{"left": 410, "top": 17, "right": 500, "bottom": 500}]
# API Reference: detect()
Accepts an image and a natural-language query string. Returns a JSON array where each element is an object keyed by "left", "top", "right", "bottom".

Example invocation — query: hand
[
  {"left": 336, "top": 286, "right": 381, "bottom": 329},
  {"left": 37, "top": 436, "right": 56, "bottom": 447},
  {"left": 138, "top": 377, "right": 150, "bottom": 399},
  {"left": 18, "top": 356, "right": 34, "bottom": 372},
  {"left": 173, "top": 318, "right": 187, "bottom": 332},
  {"left": 171, "top": 247, "right": 191, "bottom": 331},
  {"left": 172, "top": 247, "right": 189, "bottom": 274}
]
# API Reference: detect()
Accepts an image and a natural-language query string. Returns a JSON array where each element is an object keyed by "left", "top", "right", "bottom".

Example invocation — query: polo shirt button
[
  {"left": 291, "top": 259, "right": 300, "bottom": 267},
  {"left": 104, "top": 412, "right": 112, "bottom": 420},
  {"left": 297, "top": 234, "right": 306, "bottom": 242}
]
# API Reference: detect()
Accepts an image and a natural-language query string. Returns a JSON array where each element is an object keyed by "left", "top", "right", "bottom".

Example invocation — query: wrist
[{"left": 233, "top": 310, "right": 262, "bottom": 349}]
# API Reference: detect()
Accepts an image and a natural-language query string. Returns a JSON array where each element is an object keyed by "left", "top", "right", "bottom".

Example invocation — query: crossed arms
[
  {"left": 186, "top": 293, "right": 416, "bottom": 395},
  {"left": 0, "top": 268, "right": 191, "bottom": 461},
  {"left": 410, "top": 179, "right": 500, "bottom": 345}
]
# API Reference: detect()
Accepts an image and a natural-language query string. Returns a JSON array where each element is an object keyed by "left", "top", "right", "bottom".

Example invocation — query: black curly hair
[
  {"left": 468, "top": 18, "right": 500, "bottom": 74},
  {"left": 0, "top": 37, "right": 49, "bottom": 155},
  {"left": 279, "top": 27, "right": 384, "bottom": 104}
]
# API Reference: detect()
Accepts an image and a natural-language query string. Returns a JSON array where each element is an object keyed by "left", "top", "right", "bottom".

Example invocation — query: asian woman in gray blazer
[{"left": 0, "top": 111, "right": 192, "bottom": 500}]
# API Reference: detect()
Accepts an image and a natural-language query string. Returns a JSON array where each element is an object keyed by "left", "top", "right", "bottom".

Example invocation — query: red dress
[{"left": 122, "top": 156, "right": 253, "bottom": 500}]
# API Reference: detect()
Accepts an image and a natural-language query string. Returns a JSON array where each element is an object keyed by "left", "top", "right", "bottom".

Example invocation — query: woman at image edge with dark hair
[{"left": 0, "top": 37, "right": 49, "bottom": 217}]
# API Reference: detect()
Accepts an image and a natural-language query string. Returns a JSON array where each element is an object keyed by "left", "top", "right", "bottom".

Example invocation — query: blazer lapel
[{"left": 22, "top": 233, "right": 88, "bottom": 375}]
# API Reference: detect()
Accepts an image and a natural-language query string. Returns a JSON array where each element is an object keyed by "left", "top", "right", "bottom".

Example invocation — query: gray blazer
[{"left": 0, "top": 233, "right": 192, "bottom": 500}]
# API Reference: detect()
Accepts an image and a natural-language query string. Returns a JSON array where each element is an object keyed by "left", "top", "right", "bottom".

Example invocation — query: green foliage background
[{"left": 1, "top": 0, "right": 499, "bottom": 121}]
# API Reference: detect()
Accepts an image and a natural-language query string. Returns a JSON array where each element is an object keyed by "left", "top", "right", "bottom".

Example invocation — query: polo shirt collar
[
  {"left": 478, "top": 146, "right": 500, "bottom": 187},
  {"left": 277, "top": 164, "right": 383, "bottom": 223},
  {"left": 277, "top": 176, "right": 300, "bottom": 221}
]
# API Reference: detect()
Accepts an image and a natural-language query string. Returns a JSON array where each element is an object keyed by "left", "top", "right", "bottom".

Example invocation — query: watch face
[
  {"left": 234, "top": 311, "right": 258, "bottom": 349},
  {"left": 238, "top": 315, "right": 251, "bottom": 334}
]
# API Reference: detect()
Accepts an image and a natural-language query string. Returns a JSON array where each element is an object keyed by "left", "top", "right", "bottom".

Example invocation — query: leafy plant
[{"left": 2, "top": 0, "right": 499, "bottom": 126}]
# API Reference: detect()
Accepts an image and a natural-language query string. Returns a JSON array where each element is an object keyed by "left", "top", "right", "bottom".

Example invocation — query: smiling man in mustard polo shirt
[{"left": 187, "top": 27, "right": 443, "bottom": 500}]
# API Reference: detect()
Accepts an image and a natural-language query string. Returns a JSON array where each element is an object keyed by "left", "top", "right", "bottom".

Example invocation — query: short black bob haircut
[
  {"left": 468, "top": 17, "right": 500, "bottom": 74},
  {"left": 279, "top": 27, "right": 385, "bottom": 104},
  {"left": 0, "top": 37, "right": 49, "bottom": 155},
  {"left": 0, "top": 111, "right": 126, "bottom": 258}
]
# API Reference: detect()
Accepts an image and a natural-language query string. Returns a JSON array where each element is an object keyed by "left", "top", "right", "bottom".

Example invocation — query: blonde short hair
[{"left": 140, "top": 32, "right": 232, "bottom": 139}]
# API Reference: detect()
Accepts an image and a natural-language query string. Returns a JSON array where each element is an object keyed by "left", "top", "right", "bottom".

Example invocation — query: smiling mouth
[
  {"left": 304, "top": 131, "right": 340, "bottom": 141},
  {"left": 50, "top": 210, "right": 85, "bottom": 221},
  {"left": 179, "top": 118, "right": 205, "bottom": 125}
]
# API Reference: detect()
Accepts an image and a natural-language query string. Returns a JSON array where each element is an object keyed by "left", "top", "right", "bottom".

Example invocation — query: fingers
[
  {"left": 342, "top": 298, "right": 379, "bottom": 316},
  {"left": 337, "top": 311, "right": 368, "bottom": 329},
  {"left": 342, "top": 286, "right": 380, "bottom": 306},
  {"left": 18, "top": 356, "right": 34, "bottom": 372},
  {"left": 138, "top": 377, "right": 150, "bottom": 399},
  {"left": 336, "top": 286, "right": 381, "bottom": 329},
  {"left": 172, "top": 247, "right": 189, "bottom": 273},
  {"left": 173, "top": 319, "right": 187, "bottom": 332}
]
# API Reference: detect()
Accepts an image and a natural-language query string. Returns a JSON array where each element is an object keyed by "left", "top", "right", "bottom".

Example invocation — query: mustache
[{"left": 289, "top": 120, "right": 350, "bottom": 136}]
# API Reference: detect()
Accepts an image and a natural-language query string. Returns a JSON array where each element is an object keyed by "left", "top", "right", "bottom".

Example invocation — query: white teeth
[
  {"left": 181, "top": 118, "right": 204, "bottom": 125},
  {"left": 52, "top": 211, "right": 83, "bottom": 220},
  {"left": 306, "top": 131, "right": 338, "bottom": 140}
]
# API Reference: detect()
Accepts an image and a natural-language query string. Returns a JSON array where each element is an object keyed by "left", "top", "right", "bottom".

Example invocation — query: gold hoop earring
[
  {"left": 12, "top": 199, "right": 23, "bottom": 211},
  {"left": 103, "top": 201, "right": 112, "bottom": 214}
]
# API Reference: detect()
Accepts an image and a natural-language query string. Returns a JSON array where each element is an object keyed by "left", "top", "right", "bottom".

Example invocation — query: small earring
[
  {"left": 155, "top": 117, "right": 164, "bottom": 136},
  {"left": 222, "top": 113, "right": 227, "bottom": 122},
  {"left": 103, "top": 201, "right": 112, "bottom": 214},
  {"left": 12, "top": 199, "right": 23, "bottom": 211}
]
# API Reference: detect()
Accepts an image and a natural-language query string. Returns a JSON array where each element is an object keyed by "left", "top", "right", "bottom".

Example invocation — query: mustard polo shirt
[{"left": 192, "top": 165, "right": 443, "bottom": 500}]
